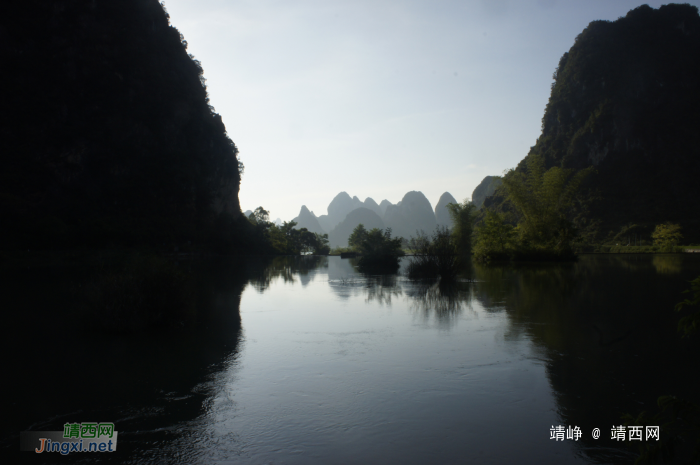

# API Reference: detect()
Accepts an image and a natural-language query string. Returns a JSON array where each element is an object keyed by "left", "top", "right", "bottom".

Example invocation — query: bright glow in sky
[{"left": 162, "top": 0, "right": 699, "bottom": 222}]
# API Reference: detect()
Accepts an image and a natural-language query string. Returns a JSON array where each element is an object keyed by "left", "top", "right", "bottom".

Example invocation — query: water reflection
[
  {"left": 363, "top": 274, "right": 402, "bottom": 305},
  {"left": 10, "top": 254, "right": 699, "bottom": 464},
  {"left": 247, "top": 255, "right": 328, "bottom": 291},
  {"left": 406, "top": 279, "right": 475, "bottom": 327},
  {"left": 471, "top": 255, "right": 700, "bottom": 464},
  {"left": 3, "top": 258, "right": 248, "bottom": 464},
  {"left": 652, "top": 254, "right": 683, "bottom": 274}
]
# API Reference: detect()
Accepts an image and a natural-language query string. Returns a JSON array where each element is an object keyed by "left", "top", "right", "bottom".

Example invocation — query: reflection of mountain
[
  {"left": 471, "top": 255, "right": 700, "bottom": 464},
  {"left": 6, "top": 258, "right": 247, "bottom": 463}
]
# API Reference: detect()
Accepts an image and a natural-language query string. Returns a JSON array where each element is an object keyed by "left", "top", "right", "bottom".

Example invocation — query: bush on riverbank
[
  {"left": 356, "top": 228, "right": 405, "bottom": 273},
  {"left": 407, "top": 227, "right": 460, "bottom": 280}
]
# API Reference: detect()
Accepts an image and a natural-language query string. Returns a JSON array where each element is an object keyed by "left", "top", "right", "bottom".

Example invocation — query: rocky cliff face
[
  {"left": 434, "top": 192, "right": 458, "bottom": 228},
  {"left": 2, "top": 0, "right": 243, "bottom": 249},
  {"left": 486, "top": 4, "right": 700, "bottom": 242}
]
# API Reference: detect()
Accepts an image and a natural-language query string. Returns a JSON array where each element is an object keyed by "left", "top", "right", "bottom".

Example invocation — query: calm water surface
[{"left": 6, "top": 254, "right": 700, "bottom": 464}]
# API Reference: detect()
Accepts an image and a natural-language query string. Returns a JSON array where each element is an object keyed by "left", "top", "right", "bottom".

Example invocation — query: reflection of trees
[
  {"left": 472, "top": 254, "right": 700, "bottom": 464},
  {"left": 652, "top": 254, "right": 683, "bottom": 275},
  {"left": 364, "top": 274, "right": 402, "bottom": 306},
  {"left": 247, "top": 256, "right": 328, "bottom": 292},
  {"left": 6, "top": 258, "right": 247, "bottom": 464},
  {"left": 406, "top": 279, "right": 474, "bottom": 326}
]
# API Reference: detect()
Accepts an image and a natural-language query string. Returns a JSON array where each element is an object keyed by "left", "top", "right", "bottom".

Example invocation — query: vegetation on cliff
[
  {"left": 483, "top": 4, "right": 700, "bottom": 245},
  {"left": 1, "top": 0, "right": 250, "bottom": 252}
]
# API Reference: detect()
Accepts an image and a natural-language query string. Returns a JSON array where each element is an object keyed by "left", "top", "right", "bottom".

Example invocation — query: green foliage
[
  {"left": 501, "top": 154, "right": 591, "bottom": 258},
  {"left": 357, "top": 228, "right": 405, "bottom": 272},
  {"left": 247, "top": 212, "right": 330, "bottom": 255},
  {"left": 652, "top": 223, "right": 683, "bottom": 252},
  {"left": 348, "top": 224, "right": 369, "bottom": 250},
  {"left": 311, "top": 234, "right": 331, "bottom": 255},
  {"left": 249, "top": 207, "right": 270, "bottom": 225},
  {"left": 407, "top": 227, "right": 459, "bottom": 280},
  {"left": 329, "top": 246, "right": 354, "bottom": 255},
  {"left": 484, "top": 4, "right": 700, "bottom": 245},
  {"left": 473, "top": 210, "right": 517, "bottom": 263},
  {"left": 445, "top": 200, "right": 477, "bottom": 256}
]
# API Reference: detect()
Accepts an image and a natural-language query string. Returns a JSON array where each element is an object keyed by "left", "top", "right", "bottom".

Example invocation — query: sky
[{"left": 162, "top": 0, "right": 700, "bottom": 222}]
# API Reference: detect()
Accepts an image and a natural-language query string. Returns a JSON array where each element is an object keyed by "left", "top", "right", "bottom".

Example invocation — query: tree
[
  {"left": 312, "top": 233, "right": 330, "bottom": 255},
  {"left": 348, "top": 224, "right": 369, "bottom": 250},
  {"left": 251, "top": 207, "right": 270, "bottom": 224},
  {"left": 357, "top": 228, "right": 405, "bottom": 272},
  {"left": 652, "top": 223, "right": 683, "bottom": 251},
  {"left": 407, "top": 226, "right": 459, "bottom": 279},
  {"left": 445, "top": 199, "right": 477, "bottom": 257},
  {"left": 473, "top": 210, "right": 516, "bottom": 262},
  {"left": 501, "top": 154, "right": 591, "bottom": 256}
]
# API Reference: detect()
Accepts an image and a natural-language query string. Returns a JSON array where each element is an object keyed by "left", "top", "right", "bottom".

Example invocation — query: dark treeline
[
  {"left": 1, "top": 0, "right": 254, "bottom": 253},
  {"left": 483, "top": 4, "right": 700, "bottom": 245}
]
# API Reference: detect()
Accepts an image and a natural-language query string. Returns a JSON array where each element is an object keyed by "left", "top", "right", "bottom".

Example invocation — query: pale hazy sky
[{"left": 162, "top": 0, "right": 699, "bottom": 222}]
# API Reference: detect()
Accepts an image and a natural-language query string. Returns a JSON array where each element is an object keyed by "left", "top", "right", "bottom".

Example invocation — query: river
[{"left": 5, "top": 254, "right": 700, "bottom": 464}]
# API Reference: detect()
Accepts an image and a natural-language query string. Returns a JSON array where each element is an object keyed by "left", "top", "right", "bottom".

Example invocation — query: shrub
[
  {"left": 407, "top": 227, "right": 459, "bottom": 279},
  {"left": 357, "top": 228, "right": 404, "bottom": 273},
  {"left": 652, "top": 223, "right": 683, "bottom": 252}
]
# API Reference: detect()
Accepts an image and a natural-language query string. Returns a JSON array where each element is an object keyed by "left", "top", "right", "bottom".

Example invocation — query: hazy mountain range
[{"left": 289, "top": 191, "right": 460, "bottom": 248}]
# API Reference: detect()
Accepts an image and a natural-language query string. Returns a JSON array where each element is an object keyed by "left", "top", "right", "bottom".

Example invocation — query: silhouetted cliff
[
  {"left": 485, "top": 4, "right": 700, "bottom": 242},
  {"left": 1, "top": 0, "right": 244, "bottom": 250}
]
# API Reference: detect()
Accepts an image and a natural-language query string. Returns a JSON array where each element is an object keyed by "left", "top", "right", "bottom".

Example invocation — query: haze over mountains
[{"left": 289, "top": 191, "right": 464, "bottom": 248}]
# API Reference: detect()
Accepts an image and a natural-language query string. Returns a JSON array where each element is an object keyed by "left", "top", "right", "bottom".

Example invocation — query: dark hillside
[
  {"left": 486, "top": 4, "right": 700, "bottom": 242},
  {"left": 1, "top": 0, "right": 244, "bottom": 250}
]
